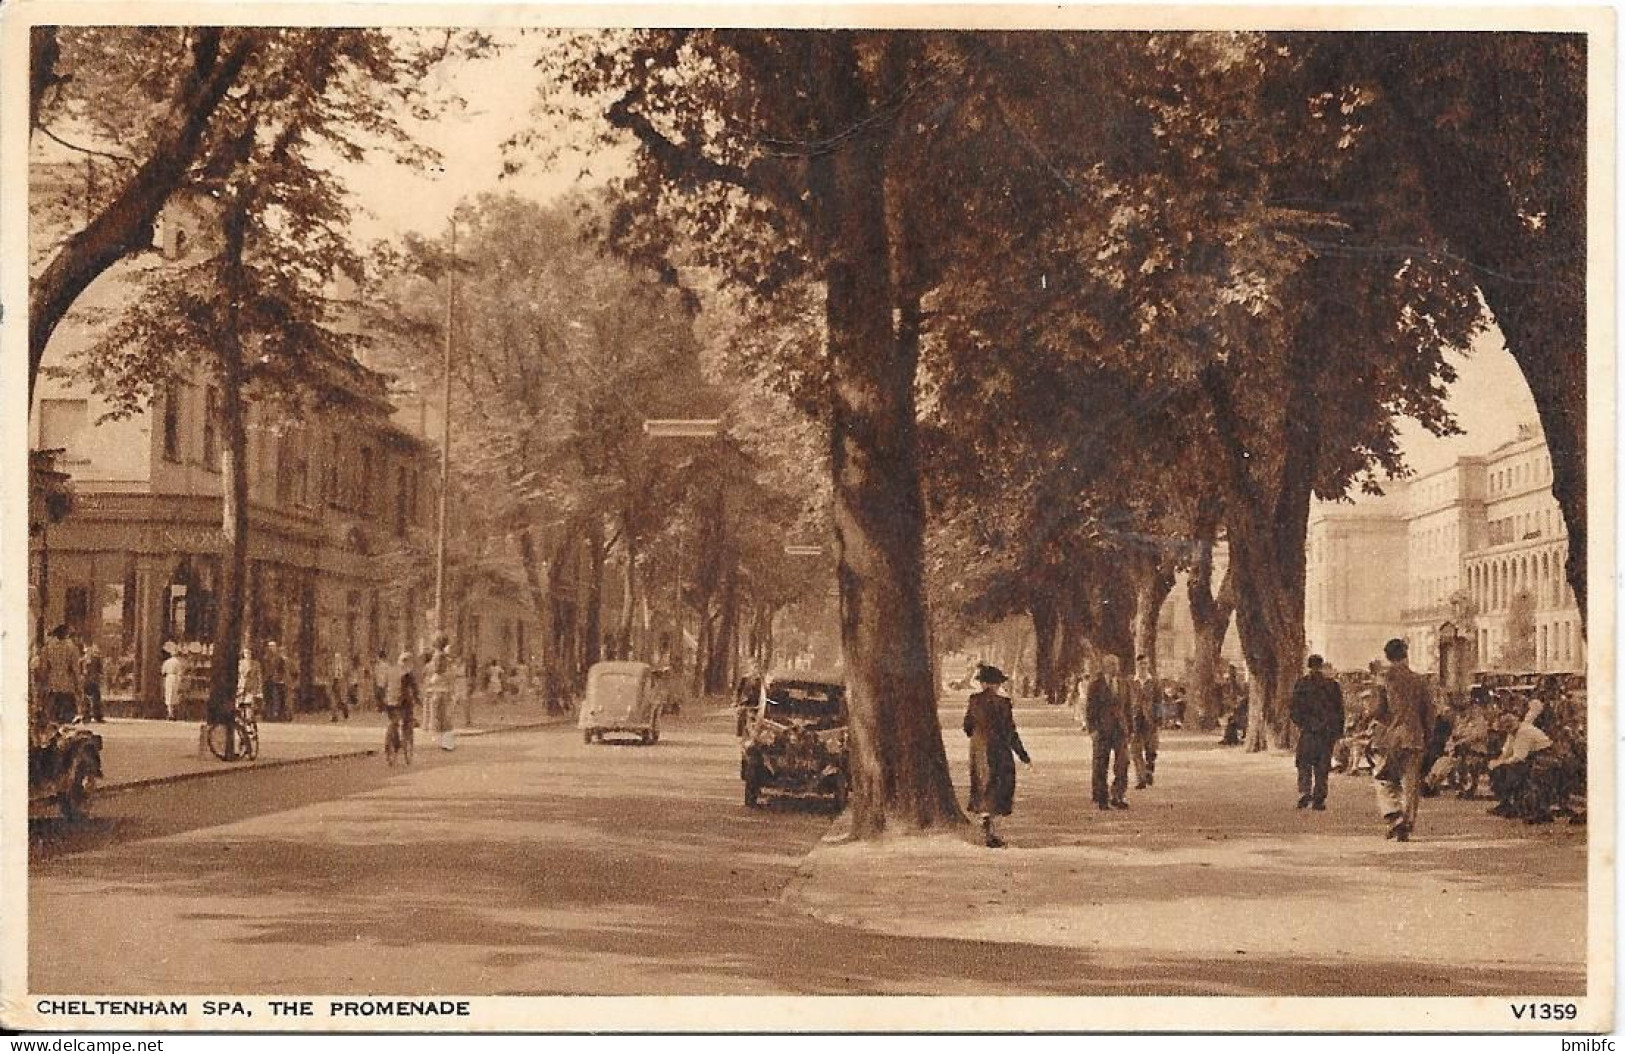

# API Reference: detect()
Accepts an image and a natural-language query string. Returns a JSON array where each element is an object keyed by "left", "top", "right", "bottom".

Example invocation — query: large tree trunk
[
  {"left": 811, "top": 33, "right": 962, "bottom": 837},
  {"left": 1374, "top": 39, "right": 1587, "bottom": 630},
  {"left": 1202, "top": 360, "right": 1314, "bottom": 754},
  {"left": 1187, "top": 552, "right": 1236, "bottom": 731},
  {"left": 1131, "top": 558, "right": 1175, "bottom": 676},
  {"left": 1031, "top": 594, "right": 1060, "bottom": 705},
  {"left": 584, "top": 520, "right": 605, "bottom": 670},
  {"left": 29, "top": 30, "right": 252, "bottom": 400}
]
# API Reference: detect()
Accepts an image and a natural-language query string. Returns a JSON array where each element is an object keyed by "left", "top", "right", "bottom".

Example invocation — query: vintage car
[
  {"left": 579, "top": 661, "right": 661, "bottom": 744},
  {"left": 740, "top": 672, "right": 849, "bottom": 810}
]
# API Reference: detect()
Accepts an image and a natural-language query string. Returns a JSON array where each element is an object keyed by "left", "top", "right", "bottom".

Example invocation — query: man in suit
[
  {"left": 1086, "top": 655, "right": 1132, "bottom": 810},
  {"left": 1129, "top": 654, "right": 1160, "bottom": 789},
  {"left": 1290, "top": 654, "right": 1345, "bottom": 810},
  {"left": 1371, "top": 638, "right": 1434, "bottom": 841}
]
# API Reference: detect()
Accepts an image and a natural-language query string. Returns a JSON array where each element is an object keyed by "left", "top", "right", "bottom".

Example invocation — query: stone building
[
  {"left": 1462, "top": 428, "right": 1584, "bottom": 673},
  {"left": 1301, "top": 423, "right": 1583, "bottom": 677},
  {"left": 1304, "top": 492, "right": 1408, "bottom": 672},
  {"left": 28, "top": 193, "right": 539, "bottom": 714}
]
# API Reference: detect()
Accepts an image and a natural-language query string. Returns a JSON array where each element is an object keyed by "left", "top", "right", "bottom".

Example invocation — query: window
[
  {"left": 395, "top": 465, "right": 409, "bottom": 536},
  {"left": 39, "top": 399, "right": 88, "bottom": 459},
  {"left": 359, "top": 447, "right": 374, "bottom": 514},
  {"left": 202, "top": 387, "right": 220, "bottom": 469},
  {"left": 64, "top": 586, "right": 90, "bottom": 637},
  {"left": 162, "top": 384, "right": 182, "bottom": 462}
]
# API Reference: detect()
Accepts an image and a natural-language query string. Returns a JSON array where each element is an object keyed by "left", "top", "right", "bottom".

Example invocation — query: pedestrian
[
  {"left": 372, "top": 649, "right": 390, "bottom": 709},
  {"left": 487, "top": 658, "right": 504, "bottom": 700},
  {"left": 329, "top": 649, "right": 351, "bottom": 722},
  {"left": 450, "top": 652, "right": 470, "bottom": 726},
  {"left": 79, "top": 637, "right": 106, "bottom": 723},
  {"left": 347, "top": 653, "right": 363, "bottom": 714},
  {"left": 382, "top": 650, "right": 420, "bottom": 749},
  {"left": 1129, "top": 654, "right": 1159, "bottom": 789},
  {"left": 1289, "top": 654, "right": 1345, "bottom": 811},
  {"left": 262, "top": 641, "right": 287, "bottom": 722},
  {"left": 237, "top": 647, "right": 262, "bottom": 709},
  {"left": 1370, "top": 638, "right": 1434, "bottom": 841},
  {"left": 161, "top": 640, "right": 185, "bottom": 721},
  {"left": 424, "top": 637, "right": 451, "bottom": 734},
  {"left": 963, "top": 664, "right": 1031, "bottom": 848},
  {"left": 42, "top": 624, "right": 82, "bottom": 724},
  {"left": 1086, "top": 655, "right": 1132, "bottom": 810}
]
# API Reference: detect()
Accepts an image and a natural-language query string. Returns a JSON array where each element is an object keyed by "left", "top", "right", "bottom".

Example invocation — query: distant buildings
[
  {"left": 1304, "top": 423, "right": 1583, "bottom": 675},
  {"left": 28, "top": 191, "right": 538, "bottom": 714}
]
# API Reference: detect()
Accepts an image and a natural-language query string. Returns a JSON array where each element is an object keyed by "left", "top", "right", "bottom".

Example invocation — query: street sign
[{"left": 784, "top": 545, "right": 824, "bottom": 556}]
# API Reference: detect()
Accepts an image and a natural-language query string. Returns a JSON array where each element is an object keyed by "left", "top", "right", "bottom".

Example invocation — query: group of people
[
  {"left": 1290, "top": 637, "right": 1587, "bottom": 838},
  {"left": 1288, "top": 639, "right": 1433, "bottom": 840},
  {"left": 960, "top": 654, "right": 1163, "bottom": 848},
  {"left": 31, "top": 623, "right": 105, "bottom": 726},
  {"left": 961, "top": 636, "right": 1587, "bottom": 850}
]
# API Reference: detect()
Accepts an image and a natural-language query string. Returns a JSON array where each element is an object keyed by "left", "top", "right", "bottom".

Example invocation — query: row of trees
[
  {"left": 372, "top": 193, "right": 833, "bottom": 699},
  {"left": 29, "top": 28, "right": 488, "bottom": 735},
  {"left": 529, "top": 30, "right": 1586, "bottom": 836},
  {"left": 29, "top": 29, "right": 1585, "bottom": 828}
]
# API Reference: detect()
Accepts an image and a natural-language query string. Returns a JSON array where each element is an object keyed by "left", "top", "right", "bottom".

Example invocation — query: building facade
[
  {"left": 1462, "top": 430, "right": 1584, "bottom": 674},
  {"left": 1304, "top": 492, "right": 1408, "bottom": 672},
  {"left": 1301, "top": 424, "right": 1583, "bottom": 677},
  {"left": 28, "top": 195, "right": 539, "bottom": 714},
  {"left": 1397, "top": 457, "right": 1488, "bottom": 672}
]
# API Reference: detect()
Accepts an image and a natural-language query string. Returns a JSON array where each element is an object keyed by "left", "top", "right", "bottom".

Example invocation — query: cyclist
[{"left": 381, "top": 651, "right": 419, "bottom": 763}]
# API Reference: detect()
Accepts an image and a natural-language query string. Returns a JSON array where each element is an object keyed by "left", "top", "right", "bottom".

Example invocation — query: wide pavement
[
  {"left": 790, "top": 704, "right": 1588, "bottom": 996},
  {"left": 31, "top": 707, "right": 1121, "bottom": 995},
  {"left": 28, "top": 702, "right": 1587, "bottom": 997}
]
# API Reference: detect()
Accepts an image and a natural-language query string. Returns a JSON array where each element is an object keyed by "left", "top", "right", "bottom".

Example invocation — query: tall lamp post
[
  {"left": 643, "top": 420, "right": 723, "bottom": 687},
  {"left": 433, "top": 217, "right": 456, "bottom": 644}
]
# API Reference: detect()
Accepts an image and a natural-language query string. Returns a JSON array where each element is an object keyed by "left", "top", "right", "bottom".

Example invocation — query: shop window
[
  {"left": 64, "top": 586, "right": 90, "bottom": 637},
  {"left": 359, "top": 447, "right": 374, "bottom": 514},
  {"left": 395, "top": 465, "right": 409, "bottom": 536},
  {"left": 202, "top": 386, "right": 220, "bottom": 470}
]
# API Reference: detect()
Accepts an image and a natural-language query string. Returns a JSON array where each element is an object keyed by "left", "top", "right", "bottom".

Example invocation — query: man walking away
[
  {"left": 1129, "top": 654, "right": 1160, "bottom": 789},
  {"left": 1290, "top": 654, "right": 1345, "bottom": 810},
  {"left": 1086, "top": 656, "right": 1132, "bottom": 810},
  {"left": 1371, "top": 638, "right": 1433, "bottom": 841},
  {"left": 79, "top": 638, "right": 105, "bottom": 723}
]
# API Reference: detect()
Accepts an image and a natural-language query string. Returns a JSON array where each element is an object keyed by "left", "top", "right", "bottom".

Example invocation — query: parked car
[
  {"left": 741, "top": 671, "right": 849, "bottom": 810},
  {"left": 579, "top": 661, "right": 661, "bottom": 744}
]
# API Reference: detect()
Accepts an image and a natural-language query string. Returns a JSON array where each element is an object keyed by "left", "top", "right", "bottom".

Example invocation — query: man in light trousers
[{"left": 1371, "top": 638, "right": 1434, "bottom": 842}]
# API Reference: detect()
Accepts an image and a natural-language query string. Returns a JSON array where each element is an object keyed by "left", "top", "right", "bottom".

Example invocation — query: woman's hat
[{"left": 975, "top": 663, "right": 1010, "bottom": 685}]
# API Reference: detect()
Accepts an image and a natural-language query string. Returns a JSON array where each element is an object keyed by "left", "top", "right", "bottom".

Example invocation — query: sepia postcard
[{"left": 1, "top": 2, "right": 1615, "bottom": 1035}]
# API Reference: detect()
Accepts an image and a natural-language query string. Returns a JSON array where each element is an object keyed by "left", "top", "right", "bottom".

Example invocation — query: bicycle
[
  {"left": 206, "top": 695, "right": 260, "bottom": 762},
  {"left": 384, "top": 704, "right": 414, "bottom": 766}
]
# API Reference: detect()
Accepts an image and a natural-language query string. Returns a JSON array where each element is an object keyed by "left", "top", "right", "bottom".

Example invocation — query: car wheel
[{"left": 744, "top": 774, "right": 760, "bottom": 808}]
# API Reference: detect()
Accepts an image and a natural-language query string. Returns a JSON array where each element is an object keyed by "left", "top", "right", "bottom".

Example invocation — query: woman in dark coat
[{"left": 964, "top": 664, "right": 1031, "bottom": 848}]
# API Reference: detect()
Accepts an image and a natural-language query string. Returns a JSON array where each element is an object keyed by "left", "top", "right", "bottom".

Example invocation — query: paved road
[
  {"left": 30, "top": 709, "right": 1121, "bottom": 995},
  {"left": 29, "top": 705, "right": 1586, "bottom": 997}
]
